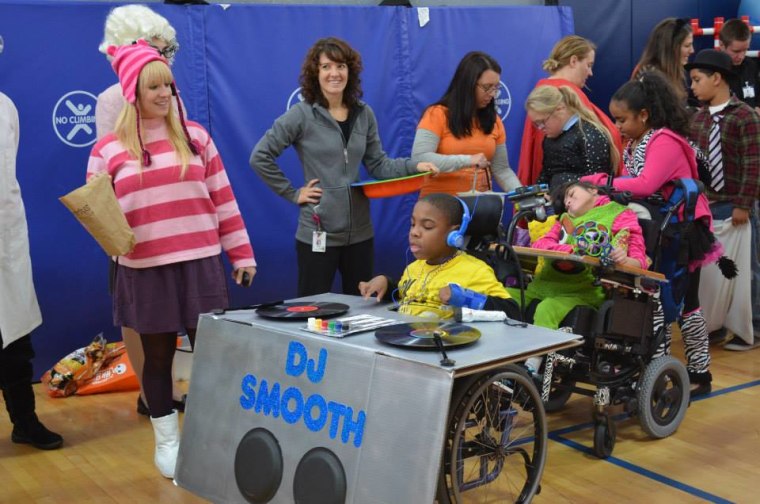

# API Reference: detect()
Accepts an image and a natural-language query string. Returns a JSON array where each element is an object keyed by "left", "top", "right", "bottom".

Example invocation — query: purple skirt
[{"left": 113, "top": 255, "right": 229, "bottom": 334}]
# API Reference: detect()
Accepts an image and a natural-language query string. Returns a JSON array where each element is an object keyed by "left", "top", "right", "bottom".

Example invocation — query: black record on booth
[
  {"left": 375, "top": 322, "right": 480, "bottom": 349},
  {"left": 255, "top": 301, "right": 349, "bottom": 320}
]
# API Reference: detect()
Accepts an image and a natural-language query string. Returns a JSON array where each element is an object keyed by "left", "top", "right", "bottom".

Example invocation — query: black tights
[{"left": 140, "top": 329, "right": 195, "bottom": 418}]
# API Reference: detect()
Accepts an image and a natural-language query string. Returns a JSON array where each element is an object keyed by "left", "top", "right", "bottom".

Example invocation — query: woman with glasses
[
  {"left": 525, "top": 85, "right": 619, "bottom": 189},
  {"left": 94, "top": 4, "right": 186, "bottom": 419},
  {"left": 411, "top": 51, "right": 521, "bottom": 197},
  {"left": 518, "top": 35, "right": 622, "bottom": 186}
]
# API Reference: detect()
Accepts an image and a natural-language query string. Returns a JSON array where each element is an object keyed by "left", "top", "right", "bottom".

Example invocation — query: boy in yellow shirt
[{"left": 359, "top": 193, "right": 518, "bottom": 319}]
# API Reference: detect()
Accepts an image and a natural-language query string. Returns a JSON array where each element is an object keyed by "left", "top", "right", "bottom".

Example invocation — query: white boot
[{"left": 150, "top": 410, "right": 179, "bottom": 478}]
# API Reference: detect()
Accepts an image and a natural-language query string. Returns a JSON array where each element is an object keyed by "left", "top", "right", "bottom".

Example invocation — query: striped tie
[{"left": 708, "top": 114, "right": 725, "bottom": 192}]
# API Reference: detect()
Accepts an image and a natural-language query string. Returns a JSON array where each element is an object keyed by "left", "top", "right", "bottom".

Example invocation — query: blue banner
[{"left": 0, "top": 2, "right": 571, "bottom": 376}]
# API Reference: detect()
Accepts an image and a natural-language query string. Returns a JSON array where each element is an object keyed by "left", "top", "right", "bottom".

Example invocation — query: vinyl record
[
  {"left": 375, "top": 322, "right": 480, "bottom": 349},
  {"left": 256, "top": 301, "right": 349, "bottom": 320}
]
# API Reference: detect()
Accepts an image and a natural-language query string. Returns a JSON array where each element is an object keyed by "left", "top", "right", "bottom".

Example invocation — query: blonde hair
[
  {"left": 99, "top": 5, "right": 177, "bottom": 57},
  {"left": 542, "top": 35, "right": 596, "bottom": 74},
  {"left": 114, "top": 61, "right": 192, "bottom": 176},
  {"left": 525, "top": 85, "right": 619, "bottom": 171}
]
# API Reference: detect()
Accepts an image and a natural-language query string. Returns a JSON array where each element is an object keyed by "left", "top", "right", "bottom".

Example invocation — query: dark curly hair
[
  {"left": 433, "top": 51, "right": 502, "bottom": 138},
  {"left": 612, "top": 70, "right": 690, "bottom": 138},
  {"left": 420, "top": 193, "right": 464, "bottom": 227},
  {"left": 299, "top": 37, "right": 363, "bottom": 109}
]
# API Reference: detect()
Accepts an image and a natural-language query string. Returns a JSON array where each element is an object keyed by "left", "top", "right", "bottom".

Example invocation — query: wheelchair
[
  {"left": 434, "top": 193, "right": 549, "bottom": 503},
  {"left": 500, "top": 181, "right": 703, "bottom": 459}
]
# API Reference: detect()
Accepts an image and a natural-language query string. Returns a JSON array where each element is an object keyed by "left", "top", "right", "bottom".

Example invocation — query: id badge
[
  {"left": 312, "top": 231, "right": 327, "bottom": 253},
  {"left": 743, "top": 82, "right": 755, "bottom": 99}
]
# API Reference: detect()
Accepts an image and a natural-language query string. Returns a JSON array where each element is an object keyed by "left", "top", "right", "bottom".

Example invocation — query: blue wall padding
[{"left": 0, "top": 2, "right": 572, "bottom": 377}]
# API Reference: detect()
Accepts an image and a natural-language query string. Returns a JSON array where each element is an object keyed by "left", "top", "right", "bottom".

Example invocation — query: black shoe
[
  {"left": 690, "top": 382, "right": 712, "bottom": 399},
  {"left": 11, "top": 418, "right": 63, "bottom": 450},
  {"left": 138, "top": 395, "right": 185, "bottom": 415},
  {"left": 173, "top": 394, "right": 187, "bottom": 413},
  {"left": 688, "top": 371, "right": 712, "bottom": 400},
  {"left": 708, "top": 328, "right": 727, "bottom": 345},
  {"left": 136, "top": 396, "right": 150, "bottom": 416}
]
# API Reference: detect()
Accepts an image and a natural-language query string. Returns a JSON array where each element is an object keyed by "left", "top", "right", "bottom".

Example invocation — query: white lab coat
[{"left": 0, "top": 92, "right": 41, "bottom": 348}]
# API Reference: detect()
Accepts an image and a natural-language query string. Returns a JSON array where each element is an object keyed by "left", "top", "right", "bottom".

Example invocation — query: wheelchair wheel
[
  {"left": 637, "top": 356, "right": 689, "bottom": 439},
  {"left": 592, "top": 414, "right": 616, "bottom": 459},
  {"left": 542, "top": 374, "right": 575, "bottom": 413},
  {"left": 437, "top": 365, "right": 547, "bottom": 504}
]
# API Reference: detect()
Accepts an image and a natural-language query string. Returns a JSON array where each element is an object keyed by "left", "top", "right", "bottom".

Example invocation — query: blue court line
[
  {"left": 543, "top": 379, "right": 760, "bottom": 504},
  {"left": 547, "top": 378, "right": 760, "bottom": 437},
  {"left": 549, "top": 435, "right": 734, "bottom": 504},
  {"left": 690, "top": 378, "right": 760, "bottom": 402}
]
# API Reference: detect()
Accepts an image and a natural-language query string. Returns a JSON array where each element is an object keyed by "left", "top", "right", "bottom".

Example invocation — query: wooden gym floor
[{"left": 1, "top": 337, "right": 757, "bottom": 503}]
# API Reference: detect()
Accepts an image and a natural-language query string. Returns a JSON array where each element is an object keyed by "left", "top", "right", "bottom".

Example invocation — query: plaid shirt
[{"left": 689, "top": 96, "right": 760, "bottom": 209}]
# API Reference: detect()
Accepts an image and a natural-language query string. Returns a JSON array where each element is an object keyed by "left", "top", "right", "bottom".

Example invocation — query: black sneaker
[
  {"left": 137, "top": 395, "right": 185, "bottom": 415},
  {"left": 136, "top": 396, "right": 150, "bottom": 416},
  {"left": 12, "top": 419, "right": 63, "bottom": 450},
  {"left": 708, "top": 328, "right": 727, "bottom": 345},
  {"left": 173, "top": 394, "right": 187, "bottom": 413},
  {"left": 688, "top": 371, "right": 712, "bottom": 400},
  {"left": 690, "top": 382, "right": 712, "bottom": 399}
]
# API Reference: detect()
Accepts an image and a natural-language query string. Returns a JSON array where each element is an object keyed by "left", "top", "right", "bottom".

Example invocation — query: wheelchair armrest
[
  {"left": 592, "top": 300, "right": 615, "bottom": 338},
  {"left": 559, "top": 305, "right": 597, "bottom": 338}
]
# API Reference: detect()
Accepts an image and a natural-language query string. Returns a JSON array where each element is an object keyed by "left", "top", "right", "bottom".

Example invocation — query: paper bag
[{"left": 60, "top": 174, "right": 135, "bottom": 256}]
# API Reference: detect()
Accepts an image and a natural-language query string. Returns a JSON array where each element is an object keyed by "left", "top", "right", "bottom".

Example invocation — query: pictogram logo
[
  {"left": 52, "top": 91, "right": 98, "bottom": 147},
  {"left": 287, "top": 87, "right": 305, "bottom": 111},
  {"left": 495, "top": 80, "right": 512, "bottom": 121}
]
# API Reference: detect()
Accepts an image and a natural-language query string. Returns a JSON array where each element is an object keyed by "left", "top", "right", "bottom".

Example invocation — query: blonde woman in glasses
[
  {"left": 412, "top": 51, "right": 521, "bottom": 197},
  {"left": 518, "top": 35, "right": 622, "bottom": 186},
  {"left": 525, "top": 85, "right": 619, "bottom": 189}
]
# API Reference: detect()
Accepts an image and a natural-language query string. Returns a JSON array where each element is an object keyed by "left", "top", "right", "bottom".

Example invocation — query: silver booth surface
[{"left": 175, "top": 294, "right": 580, "bottom": 503}]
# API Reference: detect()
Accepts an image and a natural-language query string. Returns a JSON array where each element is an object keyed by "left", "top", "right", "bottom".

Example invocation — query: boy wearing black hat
[{"left": 688, "top": 48, "right": 760, "bottom": 351}]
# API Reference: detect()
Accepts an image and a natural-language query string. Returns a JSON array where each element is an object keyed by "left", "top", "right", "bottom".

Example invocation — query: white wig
[{"left": 98, "top": 4, "right": 177, "bottom": 57}]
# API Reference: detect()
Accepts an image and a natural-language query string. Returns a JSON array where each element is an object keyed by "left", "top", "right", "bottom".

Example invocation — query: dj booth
[{"left": 175, "top": 293, "right": 580, "bottom": 503}]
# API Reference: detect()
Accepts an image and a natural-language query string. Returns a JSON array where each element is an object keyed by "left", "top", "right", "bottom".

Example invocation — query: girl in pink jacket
[{"left": 583, "top": 70, "right": 722, "bottom": 398}]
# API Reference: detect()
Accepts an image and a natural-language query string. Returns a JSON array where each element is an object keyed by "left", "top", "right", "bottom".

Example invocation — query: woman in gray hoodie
[{"left": 251, "top": 37, "right": 436, "bottom": 297}]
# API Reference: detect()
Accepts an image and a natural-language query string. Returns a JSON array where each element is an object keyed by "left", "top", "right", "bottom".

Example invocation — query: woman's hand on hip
[{"left": 297, "top": 179, "right": 322, "bottom": 205}]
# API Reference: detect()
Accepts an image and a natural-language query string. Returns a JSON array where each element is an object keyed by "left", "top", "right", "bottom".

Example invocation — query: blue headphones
[{"left": 446, "top": 197, "right": 472, "bottom": 249}]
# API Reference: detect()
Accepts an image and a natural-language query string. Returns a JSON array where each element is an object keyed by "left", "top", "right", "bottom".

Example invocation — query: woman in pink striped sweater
[{"left": 86, "top": 41, "right": 256, "bottom": 479}]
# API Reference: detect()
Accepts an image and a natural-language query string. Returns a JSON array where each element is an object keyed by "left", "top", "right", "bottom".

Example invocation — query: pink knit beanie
[
  {"left": 106, "top": 40, "right": 198, "bottom": 165},
  {"left": 107, "top": 39, "right": 167, "bottom": 104}
]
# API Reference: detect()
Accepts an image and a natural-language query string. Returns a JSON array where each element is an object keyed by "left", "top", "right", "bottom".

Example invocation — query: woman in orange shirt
[{"left": 412, "top": 51, "right": 521, "bottom": 197}]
